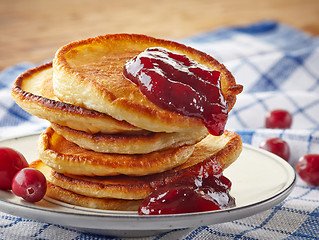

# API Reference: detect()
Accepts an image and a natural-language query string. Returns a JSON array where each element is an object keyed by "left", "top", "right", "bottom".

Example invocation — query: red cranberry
[
  {"left": 265, "top": 109, "right": 292, "bottom": 129},
  {"left": 12, "top": 168, "right": 47, "bottom": 202},
  {"left": 0, "top": 147, "right": 29, "bottom": 190},
  {"left": 296, "top": 154, "right": 319, "bottom": 186},
  {"left": 259, "top": 137, "right": 290, "bottom": 161}
]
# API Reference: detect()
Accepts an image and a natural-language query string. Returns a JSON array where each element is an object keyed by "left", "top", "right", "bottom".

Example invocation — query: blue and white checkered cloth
[{"left": 1, "top": 21, "right": 319, "bottom": 239}]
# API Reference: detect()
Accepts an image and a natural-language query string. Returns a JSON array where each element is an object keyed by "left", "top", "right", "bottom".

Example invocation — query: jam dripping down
[
  {"left": 123, "top": 47, "right": 228, "bottom": 136},
  {"left": 138, "top": 165, "right": 235, "bottom": 215}
]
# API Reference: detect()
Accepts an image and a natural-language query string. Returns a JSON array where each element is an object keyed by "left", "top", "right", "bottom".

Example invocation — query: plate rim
[{"left": 0, "top": 133, "right": 296, "bottom": 231}]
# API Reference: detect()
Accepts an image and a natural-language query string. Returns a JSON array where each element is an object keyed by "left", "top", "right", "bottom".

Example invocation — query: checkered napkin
[{"left": 1, "top": 21, "right": 319, "bottom": 239}]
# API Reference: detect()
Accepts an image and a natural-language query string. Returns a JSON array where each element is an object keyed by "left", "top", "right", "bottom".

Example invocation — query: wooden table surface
[{"left": 1, "top": 0, "right": 318, "bottom": 70}]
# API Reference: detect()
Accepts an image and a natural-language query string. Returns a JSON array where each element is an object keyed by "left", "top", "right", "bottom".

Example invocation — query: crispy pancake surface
[
  {"left": 11, "top": 63, "right": 141, "bottom": 134},
  {"left": 46, "top": 182, "right": 141, "bottom": 211},
  {"left": 51, "top": 123, "right": 207, "bottom": 154},
  {"left": 33, "top": 131, "right": 242, "bottom": 201},
  {"left": 12, "top": 33, "right": 243, "bottom": 212},
  {"left": 31, "top": 161, "right": 141, "bottom": 211},
  {"left": 38, "top": 127, "right": 195, "bottom": 176},
  {"left": 53, "top": 34, "right": 243, "bottom": 133}
]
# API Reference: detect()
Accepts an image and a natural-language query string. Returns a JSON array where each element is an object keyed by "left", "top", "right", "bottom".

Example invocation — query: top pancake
[
  {"left": 53, "top": 34, "right": 243, "bottom": 133},
  {"left": 11, "top": 62, "right": 140, "bottom": 134}
]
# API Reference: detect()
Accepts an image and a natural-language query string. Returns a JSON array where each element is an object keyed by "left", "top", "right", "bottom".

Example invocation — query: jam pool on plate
[{"left": 138, "top": 170, "right": 235, "bottom": 215}]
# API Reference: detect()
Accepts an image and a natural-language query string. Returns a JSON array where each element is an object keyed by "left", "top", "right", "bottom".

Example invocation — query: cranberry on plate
[
  {"left": 265, "top": 109, "right": 292, "bottom": 129},
  {"left": 12, "top": 168, "right": 47, "bottom": 203},
  {"left": 0, "top": 147, "right": 29, "bottom": 190}
]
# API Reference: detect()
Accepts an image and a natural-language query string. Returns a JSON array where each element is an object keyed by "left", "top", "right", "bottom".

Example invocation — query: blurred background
[{"left": 1, "top": 0, "right": 318, "bottom": 70}]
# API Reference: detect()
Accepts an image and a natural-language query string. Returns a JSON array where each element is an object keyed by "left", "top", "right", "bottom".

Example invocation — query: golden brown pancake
[
  {"left": 51, "top": 123, "right": 207, "bottom": 154},
  {"left": 46, "top": 182, "right": 141, "bottom": 211},
  {"left": 11, "top": 62, "right": 141, "bottom": 134},
  {"left": 31, "top": 161, "right": 141, "bottom": 210},
  {"left": 53, "top": 34, "right": 243, "bottom": 133},
  {"left": 33, "top": 131, "right": 242, "bottom": 201},
  {"left": 38, "top": 127, "right": 195, "bottom": 176},
  {"left": 33, "top": 160, "right": 153, "bottom": 200}
]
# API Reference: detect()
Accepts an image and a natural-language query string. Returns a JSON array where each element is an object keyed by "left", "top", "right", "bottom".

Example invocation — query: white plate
[{"left": 0, "top": 133, "right": 296, "bottom": 237}]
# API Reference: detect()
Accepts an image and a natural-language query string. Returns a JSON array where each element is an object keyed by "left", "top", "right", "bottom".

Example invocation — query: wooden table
[{"left": 1, "top": 0, "right": 318, "bottom": 70}]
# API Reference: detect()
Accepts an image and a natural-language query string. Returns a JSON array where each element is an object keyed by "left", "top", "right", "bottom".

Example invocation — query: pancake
[
  {"left": 31, "top": 159, "right": 141, "bottom": 211},
  {"left": 51, "top": 123, "right": 207, "bottom": 154},
  {"left": 32, "top": 131, "right": 242, "bottom": 200},
  {"left": 53, "top": 34, "right": 243, "bottom": 133},
  {"left": 38, "top": 127, "right": 195, "bottom": 176},
  {"left": 11, "top": 62, "right": 141, "bottom": 134},
  {"left": 46, "top": 182, "right": 141, "bottom": 211}
]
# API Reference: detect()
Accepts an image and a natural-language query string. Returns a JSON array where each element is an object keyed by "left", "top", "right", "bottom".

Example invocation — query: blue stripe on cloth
[
  {"left": 232, "top": 129, "right": 254, "bottom": 144},
  {"left": 248, "top": 56, "right": 301, "bottom": 92},
  {"left": 29, "top": 223, "right": 52, "bottom": 238},
  {"left": 288, "top": 206, "right": 319, "bottom": 239},
  {"left": 284, "top": 93, "right": 319, "bottom": 127},
  {"left": 0, "top": 63, "right": 35, "bottom": 89},
  {"left": 183, "top": 21, "right": 279, "bottom": 44},
  {"left": 233, "top": 20, "right": 319, "bottom": 52},
  {"left": 229, "top": 186, "right": 317, "bottom": 239},
  {"left": 248, "top": 49, "right": 314, "bottom": 93},
  {"left": 233, "top": 21, "right": 278, "bottom": 34},
  {"left": 184, "top": 226, "right": 238, "bottom": 240},
  {"left": 0, "top": 102, "right": 33, "bottom": 127},
  {"left": 184, "top": 20, "right": 319, "bottom": 51}
]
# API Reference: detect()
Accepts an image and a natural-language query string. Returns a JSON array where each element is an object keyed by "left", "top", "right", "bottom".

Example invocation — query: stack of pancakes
[{"left": 12, "top": 34, "right": 243, "bottom": 211}]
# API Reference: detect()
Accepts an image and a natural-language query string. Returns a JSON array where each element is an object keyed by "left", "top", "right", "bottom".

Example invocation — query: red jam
[
  {"left": 138, "top": 171, "right": 235, "bottom": 215},
  {"left": 123, "top": 47, "right": 228, "bottom": 136}
]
